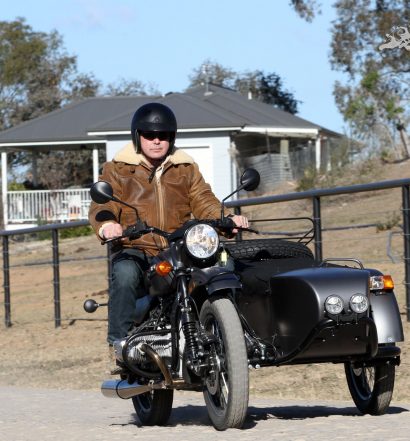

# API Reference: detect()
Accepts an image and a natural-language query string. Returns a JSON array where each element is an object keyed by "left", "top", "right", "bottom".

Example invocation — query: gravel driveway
[{"left": 1, "top": 386, "right": 409, "bottom": 441}]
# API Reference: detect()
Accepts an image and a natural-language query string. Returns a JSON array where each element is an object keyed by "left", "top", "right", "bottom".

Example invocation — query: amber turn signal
[
  {"left": 155, "top": 261, "right": 173, "bottom": 276},
  {"left": 383, "top": 275, "right": 394, "bottom": 290},
  {"left": 369, "top": 275, "right": 394, "bottom": 291}
]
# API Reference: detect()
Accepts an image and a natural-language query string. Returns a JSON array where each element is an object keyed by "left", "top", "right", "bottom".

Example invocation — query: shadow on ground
[{"left": 112, "top": 403, "right": 409, "bottom": 429}]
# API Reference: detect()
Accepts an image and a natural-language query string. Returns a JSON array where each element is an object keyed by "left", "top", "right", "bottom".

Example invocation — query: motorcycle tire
[
  {"left": 224, "top": 238, "right": 314, "bottom": 260},
  {"left": 344, "top": 360, "right": 395, "bottom": 415},
  {"left": 132, "top": 389, "right": 174, "bottom": 426},
  {"left": 200, "top": 295, "right": 249, "bottom": 430}
]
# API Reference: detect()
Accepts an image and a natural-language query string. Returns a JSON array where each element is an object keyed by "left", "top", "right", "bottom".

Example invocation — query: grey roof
[
  {"left": 0, "top": 84, "right": 337, "bottom": 147},
  {"left": 0, "top": 96, "right": 151, "bottom": 145}
]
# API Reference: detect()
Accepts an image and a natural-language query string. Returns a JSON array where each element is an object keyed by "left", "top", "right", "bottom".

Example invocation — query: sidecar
[{"left": 225, "top": 232, "right": 404, "bottom": 416}]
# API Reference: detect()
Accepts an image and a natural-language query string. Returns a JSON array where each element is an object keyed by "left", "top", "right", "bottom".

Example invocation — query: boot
[{"left": 108, "top": 345, "right": 125, "bottom": 376}]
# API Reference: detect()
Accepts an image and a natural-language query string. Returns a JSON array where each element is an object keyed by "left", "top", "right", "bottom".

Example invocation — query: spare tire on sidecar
[{"left": 224, "top": 238, "right": 314, "bottom": 261}]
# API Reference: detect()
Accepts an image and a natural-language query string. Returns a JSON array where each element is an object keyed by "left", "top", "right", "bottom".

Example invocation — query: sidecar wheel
[
  {"left": 132, "top": 389, "right": 173, "bottom": 426},
  {"left": 344, "top": 361, "right": 395, "bottom": 415},
  {"left": 224, "top": 238, "right": 314, "bottom": 260},
  {"left": 200, "top": 296, "right": 249, "bottom": 430}
]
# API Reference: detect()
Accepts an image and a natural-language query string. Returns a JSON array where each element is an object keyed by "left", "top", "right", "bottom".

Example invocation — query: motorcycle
[{"left": 84, "top": 168, "right": 404, "bottom": 431}]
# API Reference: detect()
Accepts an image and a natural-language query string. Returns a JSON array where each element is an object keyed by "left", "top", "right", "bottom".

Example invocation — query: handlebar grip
[
  {"left": 123, "top": 220, "right": 147, "bottom": 240},
  {"left": 219, "top": 217, "right": 259, "bottom": 234},
  {"left": 123, "top": 225, "right": 136, "bottom": 236},
  {"left": 220, "top": 216, "right": 236, "bottom": 229}
]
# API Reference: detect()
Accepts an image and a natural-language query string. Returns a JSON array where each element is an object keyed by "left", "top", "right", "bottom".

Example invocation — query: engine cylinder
[{"left": 122, "top": 333, "right": 172, "bottom": 367}]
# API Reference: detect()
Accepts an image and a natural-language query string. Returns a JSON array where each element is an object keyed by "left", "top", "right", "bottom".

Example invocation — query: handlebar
[
  {"left": 102, "top": 222, "right": 170, "bottom": 245},
  {"left": 102, "top": 217, "right": 258, "bottom": 245}
]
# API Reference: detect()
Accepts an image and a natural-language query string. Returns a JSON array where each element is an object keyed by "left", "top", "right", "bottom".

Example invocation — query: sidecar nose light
[
  {"left": 349, "top": 294, "right": 369, "bottom": 313},
  {"left": 325, "top": 295, "right": 344, "bottom": 315},
  {"left": 369, "top": 275, "right": 394, "bottom": 291}
]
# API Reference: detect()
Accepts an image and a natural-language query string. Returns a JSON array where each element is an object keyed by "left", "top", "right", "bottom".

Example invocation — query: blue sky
[{"left": 2, "top": 0, "right": 347, "bottom": 133}]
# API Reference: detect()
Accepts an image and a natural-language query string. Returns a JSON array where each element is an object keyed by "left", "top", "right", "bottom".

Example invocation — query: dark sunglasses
[{"left": 140, "top": 131, "right": 170, "bottom": 141}]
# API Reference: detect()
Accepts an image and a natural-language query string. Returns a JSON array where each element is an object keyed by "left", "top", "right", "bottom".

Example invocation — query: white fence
[{"left": 7, "top": 189, "right": 92, "bottom": 224}]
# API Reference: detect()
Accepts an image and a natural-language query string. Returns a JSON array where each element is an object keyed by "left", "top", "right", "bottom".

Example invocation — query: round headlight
[
  {"left": 325, "top": 295, "right": 344, "bottom": 315},
  {"left": 185, "top": 223, "right": 219, "bottom": 259},
  {"left": 350, "top": 294, "right": 369, "bottom": 313}
]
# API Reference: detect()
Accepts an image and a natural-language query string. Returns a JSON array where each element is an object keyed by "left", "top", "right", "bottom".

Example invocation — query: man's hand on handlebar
[
  {"left": 101, "top": 223, "right": 123, "bottom": 240},
  {"left": 101, "top": 220, "right": 151, "bottom": 243},
  {"left": 230, "top": 215, "right": 249, "bottom": 233}
]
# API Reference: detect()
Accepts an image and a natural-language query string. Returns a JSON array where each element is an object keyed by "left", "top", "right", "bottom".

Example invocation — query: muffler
[
  {"left": 101, "top": 377, "right": 188, "bottom": 399},
  {"left": 101, "top": 379, "right": 153, "bottom": 399}
]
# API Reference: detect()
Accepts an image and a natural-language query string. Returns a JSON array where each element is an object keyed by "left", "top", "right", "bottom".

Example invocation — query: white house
[{"left": 0, "top": 84, "right": 340, "bottom": 229}]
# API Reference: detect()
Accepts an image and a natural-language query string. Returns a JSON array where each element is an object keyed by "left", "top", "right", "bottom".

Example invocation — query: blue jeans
[{"left": 107, "top": 248, "right": 150, "bottom": 345}]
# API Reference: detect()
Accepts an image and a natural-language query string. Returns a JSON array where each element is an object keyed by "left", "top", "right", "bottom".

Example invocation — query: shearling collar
[{"left": 113, "top": 142, "right": 195, "bottom": 166}]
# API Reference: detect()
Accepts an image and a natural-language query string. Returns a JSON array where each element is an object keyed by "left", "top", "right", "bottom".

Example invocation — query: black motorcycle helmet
[{"left": 131, "top": 102, "right": 177, "bottom": 153}]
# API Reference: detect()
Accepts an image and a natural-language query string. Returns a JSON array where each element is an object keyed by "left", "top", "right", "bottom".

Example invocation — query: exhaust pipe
[
  {"left": 101, "top": 379, "right": 152, "bottom": 399},
  {"left": 139, "top": 343, "right": 173, "bottom": 386},
  {"left": 102, "top": 343, "right": 175, "bottom": 399},
  {"left": 101, "top": 378, "right": 188, "bottom": 399}
]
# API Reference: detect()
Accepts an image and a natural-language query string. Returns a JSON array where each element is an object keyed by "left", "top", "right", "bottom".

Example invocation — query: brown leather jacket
[{"left": 89, "top": 143, "right": 228, "bottom": 255}]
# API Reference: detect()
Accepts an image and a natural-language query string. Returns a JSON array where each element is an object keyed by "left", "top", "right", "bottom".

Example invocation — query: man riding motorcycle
[{"left": 88, "top": 102, "right": 248, "bottom": 356}]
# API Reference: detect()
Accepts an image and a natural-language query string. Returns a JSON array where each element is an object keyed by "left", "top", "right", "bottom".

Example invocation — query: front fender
[
  {"left": 369, "top": 290, "right": 404, "bottom": 343},
  {"left": 188, "top": 267, "right": 242, "bottom": 296},
  {"left": 366, "top": 268, "right": 404, "bottom": 343}
]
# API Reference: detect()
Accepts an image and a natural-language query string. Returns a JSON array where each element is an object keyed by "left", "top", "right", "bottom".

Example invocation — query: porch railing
[{"left": 7, "top": 189, "right": 91, "bottom": 224}]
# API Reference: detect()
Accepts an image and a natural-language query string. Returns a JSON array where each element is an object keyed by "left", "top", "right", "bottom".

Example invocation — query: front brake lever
[
  {"left": 220, "top": 217, "right": 259, "bottom": 234},
  {"left": 237, "top": 226, "right": 259, "bottom": 234},
  {"left": 102, "top": 235, "right": 125, "bottom": 245}
]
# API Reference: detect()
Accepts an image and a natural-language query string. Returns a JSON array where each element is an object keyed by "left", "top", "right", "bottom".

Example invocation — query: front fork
[
  {"left": 178, "top": 275, "right": 200, "bottom": 361},
  {"left": 176, "top": 274, "right": 208, "bottom": 376}
]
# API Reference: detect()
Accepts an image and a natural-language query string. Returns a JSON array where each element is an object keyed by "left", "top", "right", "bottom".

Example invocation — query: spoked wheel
[
  {"left": 132, "top": 389, "right": 174, "bottom": 426},
  {"left": 200, "top": 296, "right": 249, "bottom": 430},
  {"left": 344, "top": 361, "right": 395, "bottom": 415}
]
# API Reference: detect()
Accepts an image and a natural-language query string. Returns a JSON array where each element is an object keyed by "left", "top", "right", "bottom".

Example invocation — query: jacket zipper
[{"left": 154, "top": 167, "right": 167, "bottom": 249}]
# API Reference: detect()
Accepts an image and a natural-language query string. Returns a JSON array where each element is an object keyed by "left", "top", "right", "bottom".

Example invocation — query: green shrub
[
  {"left": 60, "top": 225, "right": 93, "bottom": 239},
  {"left": 376, "top": 213, "right": 401, "bottom": 232},
  {"left": 34, "top": 217, "right": 52, "bottom": 241},
  {"left": 27, "top": 221, "right": 93, "bottom": 241},
  {"left": 9, "top": 182, "right": 26, "bottom": 191},
  {"left": 296, "top": 167, "right": 318, "bottom": 191}
]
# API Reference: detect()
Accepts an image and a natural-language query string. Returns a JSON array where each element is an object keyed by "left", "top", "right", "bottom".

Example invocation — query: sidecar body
[{"left": 232, "top": 246, "right": 403, "bottom": 367}]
